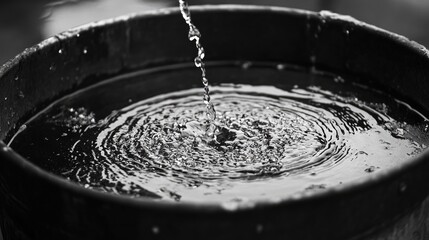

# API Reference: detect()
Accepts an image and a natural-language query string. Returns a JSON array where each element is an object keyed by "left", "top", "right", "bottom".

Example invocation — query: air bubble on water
[
  {"left": 364, "top": 166, "right": 376, "bottom": 173},
  {"left": 357, "top": 151, "right": 368, "bottom": 156}
]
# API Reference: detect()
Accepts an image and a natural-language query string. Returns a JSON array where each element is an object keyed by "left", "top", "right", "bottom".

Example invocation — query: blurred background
[
  {"left": 1, "top": 0, "right": 429, "bottom": 66},
  {"left": 0, "top": 0, "right": 428, "bottom": 238}
]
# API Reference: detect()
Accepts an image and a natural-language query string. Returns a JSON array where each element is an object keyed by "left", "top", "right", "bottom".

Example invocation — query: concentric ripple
[
  {"left": 96, "top": 85, "right": 364, "bottom": 182},
  {"left": 9, "top": 65, "right": 429, "bottom": 204}
]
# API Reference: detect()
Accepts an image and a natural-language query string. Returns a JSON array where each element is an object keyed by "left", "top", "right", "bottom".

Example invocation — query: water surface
[{"left": 9, "top": 62, "right": 429, "bottom": 206}]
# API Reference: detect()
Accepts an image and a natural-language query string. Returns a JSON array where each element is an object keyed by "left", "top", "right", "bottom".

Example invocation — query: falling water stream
[{"left": 179, "top": 0, "right": 216, "bottom": 125}]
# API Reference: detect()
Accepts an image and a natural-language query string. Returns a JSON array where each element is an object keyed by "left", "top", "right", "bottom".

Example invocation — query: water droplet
[
  {"left": 198, "top": 47, "right": 205, "bottom": 59},
  {"left": 17, "top": 124, "right": 27, "bottom": 133},
  {"left": 202, "top": 77, "right": 209, "bottom": 86},
  {"left": 399, "top": 182, "right": 407, "bottom": 193},
  {"left": 194, "top": 56, "right": 203, "bottom": 68},
  {"left": 188, "top": 24, "right": 201, "bottom": 41},
  {"left": 310, "top": 55, "right": 316, "bottom": 64},
  {"left": 206, "top": 103, "right": 216, "bottom": 122},
  {"left": 241, "top": 61, "right": 252, "bottom": 69},
  {"left": 14, "top": 76, "right": 19, "bottom": 81},
  {"left": 364, "top": 166, "right": 376, "bottom": 173},
  {"left": 276, "top": 64, "right": 285, "bottom": 70},
  {"left": 49, "top": 64, "right": 56, "bottom": 71},
  {"left": 152, "top": 226, "right": 160, "bottom": 234},
  {"left": 83, "top": 48, "right": 88, "bottom": 54},
  {"left": 2, "top": 144, "right": 13, "bottom": 152},
  {"left": 18, "top": 91, "right": 25, "bottom": 98},
  {"left": 334, "top": 76, "right": 345, "bottom": 83},
  {"left": 58, "top": 49, "right": 63, "bottom": 54},
  {"left": 256, "top": 224, "right": 263, "bottom": 233}
]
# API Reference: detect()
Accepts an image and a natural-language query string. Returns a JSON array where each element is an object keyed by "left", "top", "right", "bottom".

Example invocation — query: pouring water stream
[{"left": 178, "top": 0, "right": 217, "bottom": 133}]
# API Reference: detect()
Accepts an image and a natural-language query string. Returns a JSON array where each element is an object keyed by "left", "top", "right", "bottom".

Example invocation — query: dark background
[
  {"left": 1, "top": 0, "right": 429, "bottom": 65},
  {"left": 1, "top": 0, "right": 429, "bottom": 239}
]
